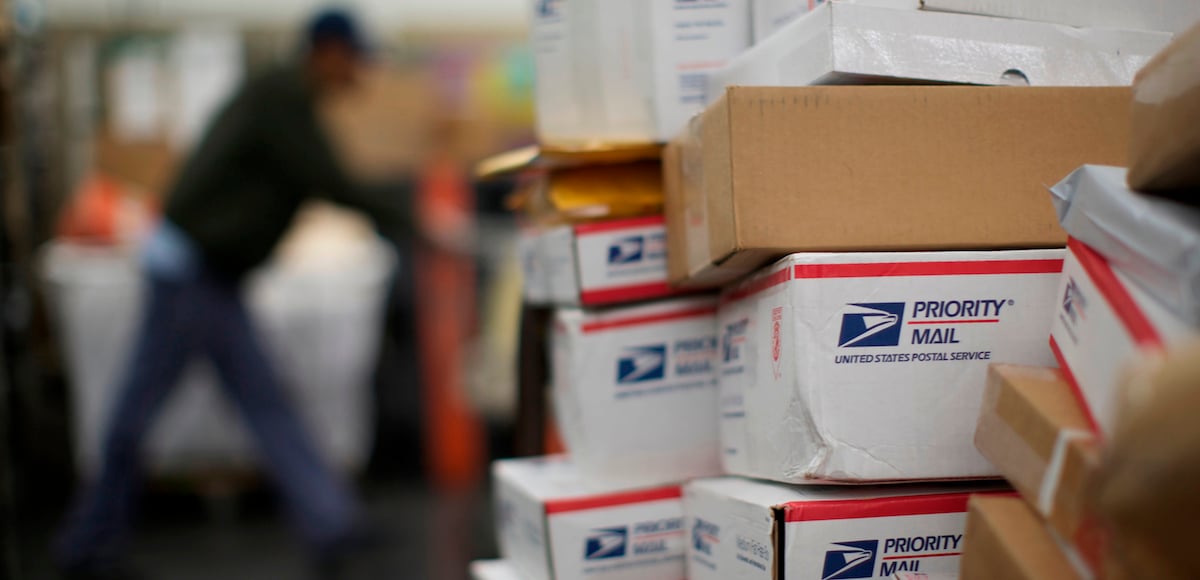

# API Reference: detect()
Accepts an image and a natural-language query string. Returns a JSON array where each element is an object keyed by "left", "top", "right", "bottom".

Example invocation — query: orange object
[
  {"left": 415, "top": 154, "right": 486, "bottom": 490},
  {"left": 57, "top": 174, "right": 123, "bottom": 243}
]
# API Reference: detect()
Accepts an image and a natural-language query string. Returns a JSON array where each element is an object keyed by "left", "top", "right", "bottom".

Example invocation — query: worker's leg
[
  {"left": 55, "top": 275, "right": 200, "bottom": 567},
  {"left": 201, "top": 274, "right": 360, "bottom": 550}
]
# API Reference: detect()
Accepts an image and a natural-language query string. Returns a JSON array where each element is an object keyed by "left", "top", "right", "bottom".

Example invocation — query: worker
[{"left": 54, "top": 9, "right": 448, "bottom": 579}]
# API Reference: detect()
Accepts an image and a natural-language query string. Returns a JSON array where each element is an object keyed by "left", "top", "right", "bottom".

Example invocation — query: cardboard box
[
  {"left": 534, "top": 216, "right": 679, "bottom": 307},
  {"left": 974, "top": 365, "right": 1102, "bottom": 552},
  {"left": 709, "top": 2, "right": 1169, "bottom": 99},
  {"left": 1049, "top": 239, "right": 1198, "bottom": 436},
  {"left": 718, "top": 249, "right": 1064, "bottom": 483},
  {"left": 494, "top": 456, "right": 685, "bottom": 580},
  {"left": 1129, "top": 24, "right": 1200, "bottom": 192},
  {"left": 93, "top": 131, "right": 178, "bottom": 195},
  {"left": 470, "top": 560, "right": 527, "bottom": 580},
  {"left": 959, "top": 496, "right": 1083, "bottom": 580},
  {"left": 670, "top": 86, "right": 1129, "bottom": 288},
  {"left": 552, "top": 296, "right": 720, "bottom": 486},
  {"left": 532, "top": 0, "right": 750, "bottom": 145},
  {"left": 1050, "top": 165, "right": 1200, "bottom": 323},
  {"left": 921, "top": 0, "right": 1200, "bottom": 35},
  {"left": 685, "top": 476, "right": 1007, "bottom": 580}
]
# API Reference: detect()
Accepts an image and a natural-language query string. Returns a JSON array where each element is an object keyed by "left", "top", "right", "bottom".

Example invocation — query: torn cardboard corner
[
  {"left": 974, "top": 364, "right": 1102, "bottom": 558},
  {"left": 959, "top": 496, "right": 1083, "bottom": 580},
  {"left": 719, "top": 249, "right": 1063, "bottom": 483},
  {"left": 552, "top": 296, "right": 720, "bottom": 487},
  {"left": 1050, "top": 165, "right": 1200, "bottom": 324},
  {"left": 710, "top": 1, "right": 1169, "bottom": 99},
  {"left": 469, "top": 560, "right": 526, "bottom": 580},
  {"left": 667, "top": 86, "right": 1128, "bottom": 289},
  {"left": 920, "top": 0, "right": 1200, "bottom": 34},
  {"left": 1129, "top": 23, "right": 1200, "bottom": 193},
  {"left": 493, "top": 456, "right": 685, "bottom": 580},
  {"left": 1049, "top": 239, "right": 1199, "bottom": 437},
  {"left": 685, "top": 476, "right": 1007, "bottom": 580}
]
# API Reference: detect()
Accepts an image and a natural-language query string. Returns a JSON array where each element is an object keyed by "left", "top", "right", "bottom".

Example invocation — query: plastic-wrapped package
[{"left": 1050, "top": 165, "right": 1200, "bottom": 324}]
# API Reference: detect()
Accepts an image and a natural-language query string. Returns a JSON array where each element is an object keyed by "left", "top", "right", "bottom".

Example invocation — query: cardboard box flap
[
  {"left": 1052, "top": 165, "right": 1200, "bottom": 323},
  {"left": 1129, "top": 24, "right": 1200, "bottom": 191}
]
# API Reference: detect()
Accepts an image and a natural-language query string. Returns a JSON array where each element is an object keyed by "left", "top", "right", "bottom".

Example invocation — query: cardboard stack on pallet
[{"left": 477, "top": 1, "right": 1200, "bottom": 578}]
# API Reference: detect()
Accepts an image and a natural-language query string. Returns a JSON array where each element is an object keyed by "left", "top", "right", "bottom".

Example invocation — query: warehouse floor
[{"left": 17, "top": 481, "right": 497, "bottom": 580}]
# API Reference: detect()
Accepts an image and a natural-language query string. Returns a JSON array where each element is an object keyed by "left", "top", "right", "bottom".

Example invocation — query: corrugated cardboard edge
[{"left": 1129, "top": 23, "right": 1200, "bottom": 191}]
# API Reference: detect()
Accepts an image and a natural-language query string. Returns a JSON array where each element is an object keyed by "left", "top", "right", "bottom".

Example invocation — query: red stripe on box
[
  {"left": 544, "top": 486, "right": 682, "bottom": 515},
  {"left": 579, "top": 282, "right": 676, "bottom": 306},
  {"left": 1067, "top": 239, "right": 1163, "bottom": 348},
  {"left": 573, "top": 215, "right": 665, "bottom": 236},
  {"left": 792, "top": 259, "right": 1064, "bottom": 280},
  {"left": 723, "top": 258, "right": 1063, "bottom": 305},
  {"left": 722, "top": 266, "right": 794, "bottom": 304},
  {"left": 580, "top": 306, "right": 716, "bottom": 333},
  {"left": 782, "top": 491, "right": 1015, "bottom": 523},
  {"left": 1049, "top": 335, "right": 1103, "bottom": 435}
]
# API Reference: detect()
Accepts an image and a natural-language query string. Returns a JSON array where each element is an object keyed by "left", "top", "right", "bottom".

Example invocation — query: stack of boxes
[
  {"left": 962, "top": 24, "right": 1200, "bottom": 579},
  {"left": 477, "top": 2, "right": 1200, "bottom": 579}
]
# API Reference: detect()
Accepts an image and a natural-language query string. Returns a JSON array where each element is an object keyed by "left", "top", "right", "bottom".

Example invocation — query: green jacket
[{"left": 164, "top": 64, "right": 411, "bottom": 277}]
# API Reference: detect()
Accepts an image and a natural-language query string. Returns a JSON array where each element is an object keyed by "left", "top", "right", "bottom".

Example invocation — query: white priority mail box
[
  {"left": 1049, "top": 239, "right": 1198, "bottom": 436},
  {"left": 553, "top": 296, "right": 720, "bottom": 486},
  {"left": 532, "top": 0, "right": 750, "bottom": 144},
  {"left": 718, "top": 249, "right": 1065, "bottom": 483},
  {"left": 920, "top": 0, "right": 1200, "bottom": 35},
  {"left": 708, "top": 1, "right": 1170, "bottom": 103},
  {"left": 494, "top": 456, "right": 685, "bottom": 580},
  {"left": 538, "top": 216, "right": 680, "bottom": 307},
  {"left": 1050, "top": 165, "right": 1200, "bottom": 325},
  {"left": 684, "top": 477, "right": 1009, "bottom": 580},
  {"left": 471, "top": 559, "right": 527, "bottom": 580}
]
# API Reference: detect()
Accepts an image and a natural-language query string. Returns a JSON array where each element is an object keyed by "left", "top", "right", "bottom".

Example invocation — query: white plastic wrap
[{"left": 1050, "top": 165, "right": 1200, "bottom": 324}]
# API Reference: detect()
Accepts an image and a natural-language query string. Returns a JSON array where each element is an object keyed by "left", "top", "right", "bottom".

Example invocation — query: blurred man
[{"left": 55, "top": 9, "right": 436, "bottom": 580}]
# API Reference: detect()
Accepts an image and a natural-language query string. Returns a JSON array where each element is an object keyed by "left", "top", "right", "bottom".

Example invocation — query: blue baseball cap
[{"left": 306, "top": 8, "right": 368, "bottom": 56}]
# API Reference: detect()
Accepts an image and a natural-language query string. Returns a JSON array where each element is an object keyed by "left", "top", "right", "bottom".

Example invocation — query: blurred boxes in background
[
  {"left": 921, "top": 0, "right": 1200, "bottom": 34},
  {"left": 537, "top": 217, "right": 674, "bottom": 307},
  {"left": 685, "top": 477, "right": 1005, "bottom": 579},
  {"left": 718, "top": 249, "right": 1063, "bottom": 483},
  {"left": 709, "top": 2, "right": 1169, "bottom": 96},
  {"left": 959, "top": 496, "right": 1083, "bottom": 580},
  {"left": 494, "top": 456, "right": 685, "bottom": 580},
  {"left": 552, "top": 296, "right": 720, "bottom": 487},
  {"left": 666, "top": 86, "right": 1128, "bottom": 288},
  {"left": 530, "top": 0, "right": 750, "bottom": 145},
  {"left": 1129, "top": 24, "right": 1200, "bottom": 193}
]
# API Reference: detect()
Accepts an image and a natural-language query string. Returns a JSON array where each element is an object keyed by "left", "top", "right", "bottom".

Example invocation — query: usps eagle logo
[{"left": 838, "top": 303, "right": 906, "bottom": 348}]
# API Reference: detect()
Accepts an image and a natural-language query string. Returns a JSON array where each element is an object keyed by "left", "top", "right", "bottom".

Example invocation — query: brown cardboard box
[
  {"left": 960, "top": 496, "right": 1082, "bottom": 580},
  {"left": 662, "top": 141, "right": 689, "bottom": 284},
  {"left": 93, "top": 131, "right": 178, "bottom": 195},
  {"left": 1128, "top": 23, "right": 1200, "bottom": 193},
  {"left": 975, "top": 365, "right": 1102, "bottom": 549},
  {"left": 668, "top": 86, "right": 1131, "bottom": 288}
]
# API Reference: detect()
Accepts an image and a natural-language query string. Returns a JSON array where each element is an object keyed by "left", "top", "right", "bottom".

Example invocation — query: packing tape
[{"left": 1038, "top": 428, "right": 1093, "bottom": 516}]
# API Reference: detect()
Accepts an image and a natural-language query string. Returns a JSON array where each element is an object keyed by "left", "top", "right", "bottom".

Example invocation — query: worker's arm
[{"left": 259, "top": 87, "right": 415, "bottom": 243}]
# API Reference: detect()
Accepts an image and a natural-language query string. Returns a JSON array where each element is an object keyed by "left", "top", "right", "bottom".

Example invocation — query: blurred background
[{"left": 1, "top": 1, "right": 536, "bottom": 578}]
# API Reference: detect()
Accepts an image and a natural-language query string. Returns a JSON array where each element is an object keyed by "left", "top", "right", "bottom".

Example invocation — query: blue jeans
[{"left": 56, "top": 237, "right": 360, "bottom": 566}]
